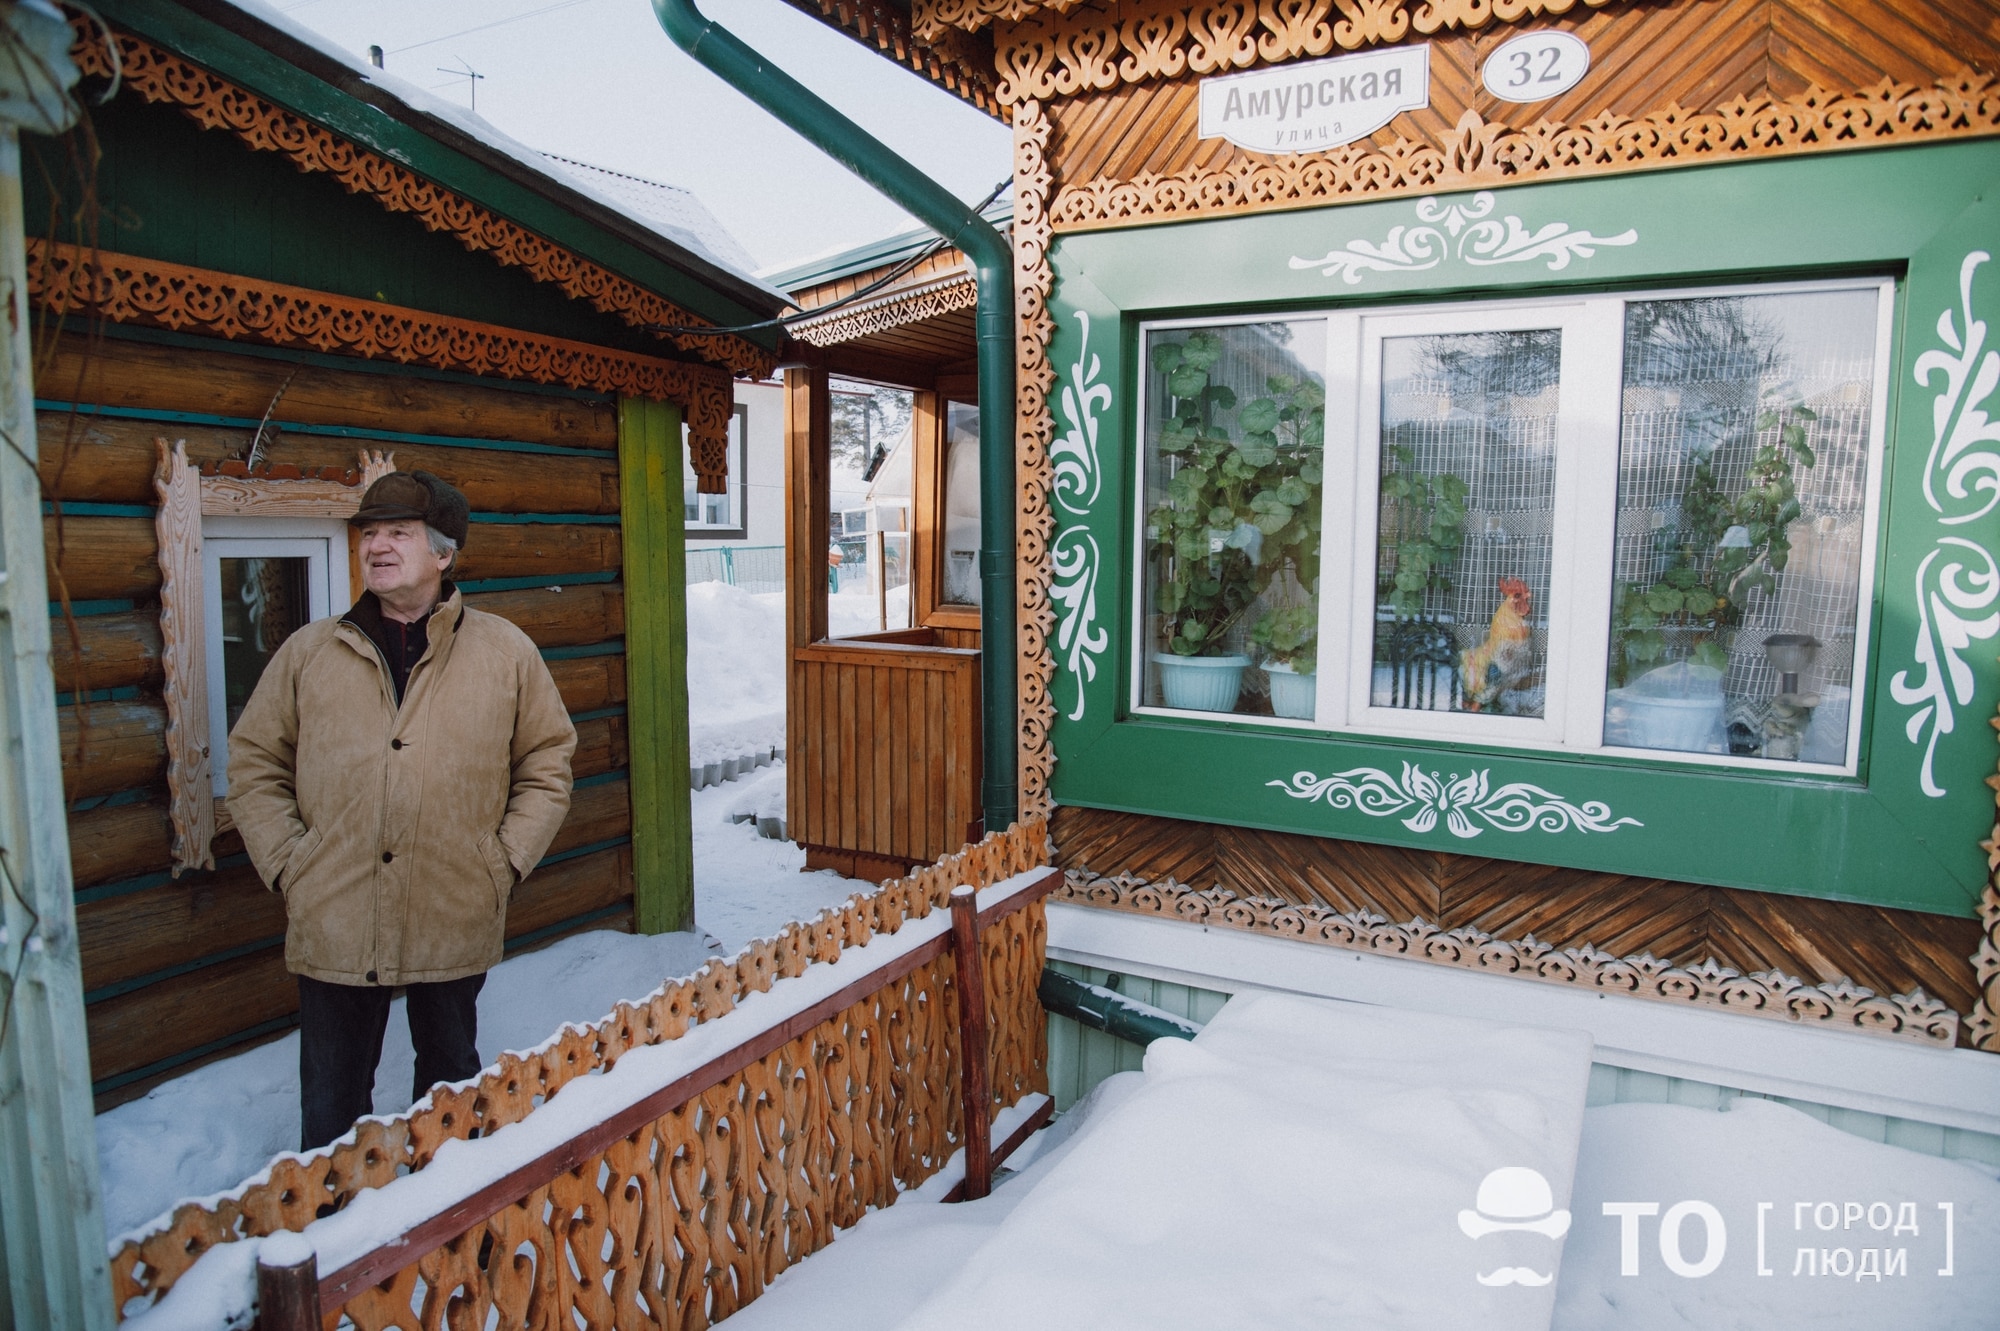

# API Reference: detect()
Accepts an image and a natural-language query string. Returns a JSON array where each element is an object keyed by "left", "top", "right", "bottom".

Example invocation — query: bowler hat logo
[{"left": 1459, "top": 1166, "right": 1570, "bottom": 1287}]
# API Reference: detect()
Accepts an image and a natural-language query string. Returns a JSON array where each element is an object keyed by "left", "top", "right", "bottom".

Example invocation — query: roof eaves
[{"left": 766, "top": 201, "right": 1013, "bottom": 293}]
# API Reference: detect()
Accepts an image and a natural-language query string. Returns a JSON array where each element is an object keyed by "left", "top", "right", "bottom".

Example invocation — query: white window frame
[
  {"left": 1129, "top": 276, "right": 1894, "bottom": 778},
  {"left": 683, "top": 404, "right": 748, "bottom": 533},
  {"left": 201, "top": 516, "right": 352, "bottom": 797}
]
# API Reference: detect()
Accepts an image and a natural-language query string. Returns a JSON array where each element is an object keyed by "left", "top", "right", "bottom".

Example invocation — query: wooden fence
[
  {"left": 110, "top": 819, "right": 1053, "bottom": 1327},
  {"left": 790, "top": 628, "right": 982, "bottom": 881}
]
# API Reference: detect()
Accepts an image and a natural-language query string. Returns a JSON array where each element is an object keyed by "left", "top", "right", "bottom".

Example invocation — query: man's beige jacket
[{"left": 228, "top": 588, "right": 577, "bottom": 986}]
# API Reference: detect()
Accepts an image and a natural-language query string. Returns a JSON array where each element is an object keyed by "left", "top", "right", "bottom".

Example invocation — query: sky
[{"left": 273, "top": 0, "right": 1013, "bottom": 274}]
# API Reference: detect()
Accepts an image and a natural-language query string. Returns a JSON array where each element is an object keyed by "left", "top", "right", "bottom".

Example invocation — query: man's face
[{"left": 358, "top": 520, "right": 450, "bottom": 603}]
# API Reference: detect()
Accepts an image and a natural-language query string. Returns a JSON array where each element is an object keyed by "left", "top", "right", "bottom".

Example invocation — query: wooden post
[
  {"left": 617, "top": 398, "right": 695, "bottom": 933},
  {"left": 0, "top": 46, "right": 117, "bottom": 1322},
  {"left": 948, "top": 885, "right": 991, "bottom": 1201},
  {"left": 872, "top": 529, "right": 887, "bottom": 632},
  {"left": 255, "top": 1245, "right": 322, "bottom": 1331}
]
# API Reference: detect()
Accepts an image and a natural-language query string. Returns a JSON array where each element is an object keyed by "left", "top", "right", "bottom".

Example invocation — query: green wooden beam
[
  {"left": 0, "top": 126, "right": 117, "bottom": 1330},
  {"left": 618, "top": 397, "right": 694, "bottom": 934}
]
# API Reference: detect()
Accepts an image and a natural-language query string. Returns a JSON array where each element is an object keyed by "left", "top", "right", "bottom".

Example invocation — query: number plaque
[{"left": 1480, "top": 30, "right": 1589, "bottom": 104}]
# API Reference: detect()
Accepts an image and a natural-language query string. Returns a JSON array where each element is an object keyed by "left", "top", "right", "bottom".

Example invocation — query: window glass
[
  {"left": 1141, "top": 320, "right": 1326, "bottom": 719},
  {"left": 219, "top": 557, "right": 311, "bottom": 730},
  {"left": 1372, "top": 330, "right": 1561, "bottom": 719},
  {"left": 941, "top": 401, "right": 982, "bottom": 606},
  {"left": 1606, "top": 290, "right": 1877, "bottom": 763}
]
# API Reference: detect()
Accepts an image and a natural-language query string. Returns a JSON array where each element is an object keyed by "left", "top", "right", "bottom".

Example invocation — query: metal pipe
[
  {"left": 650, "top": 0, "right": 1019, "bottom": 832},
  {"left": 1038, "top": 969, "right": 1205, "bottom": 1047}
]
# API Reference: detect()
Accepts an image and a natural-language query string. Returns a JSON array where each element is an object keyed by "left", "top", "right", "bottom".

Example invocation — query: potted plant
[
  {"left": 1251, "top": 604, "right": 1317, "bottom": 718},
  {"left": 1609, "top": 398, "right": 1819, "bottom": 689},
  {"left": 1146, "top": 330, "right": 1324, "bottom": 712}
]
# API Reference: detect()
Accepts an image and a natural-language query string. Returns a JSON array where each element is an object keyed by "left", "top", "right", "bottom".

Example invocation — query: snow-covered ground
[{"left": 715, "top": 1008, "right": 2000, "bottom": 1331}]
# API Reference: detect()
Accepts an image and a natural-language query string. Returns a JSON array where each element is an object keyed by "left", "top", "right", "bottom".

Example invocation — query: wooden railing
[
  {"left": 109, "top": 821, "right": 1052, "bottom": 1325},
  {"left": 790, "top": 626, "right": 982, "bottom": 880}
]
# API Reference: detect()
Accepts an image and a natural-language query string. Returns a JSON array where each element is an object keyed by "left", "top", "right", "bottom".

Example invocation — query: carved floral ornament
[
  {"left": 1048, "top": 75, "right": 2000, "bottom": 232},
  {"left": 26, "top": 241, "right": 737, "bottom": 492},
  {"left": 1288, "top": 188, "right": 1635, "bottom": 281},
  {"left": 67, "top": 21, "right": 776, "bottom": 380},
  {"left": 1057, "top": 870, "right": 1961, "bottom": 1046},
  {"left": 1267, "top": 762, "right": 1641, "bottom": 839}
]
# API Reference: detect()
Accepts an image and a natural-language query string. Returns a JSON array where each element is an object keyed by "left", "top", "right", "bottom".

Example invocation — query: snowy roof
[
  {"left": 764, "top": 199, "right": 1013, "bottom": 293},
  {"left": 540, "top": 154, "right": 761, "bottom": 277},
  {"left": 188, "top": 0, "right": 790, "bottom": 313}
]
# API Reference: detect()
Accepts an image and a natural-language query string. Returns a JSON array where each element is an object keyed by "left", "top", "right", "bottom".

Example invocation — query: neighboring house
[
  {"left": 23, "top": 0, "right": 787, "bottom": 1107},
  {"left": 771, "top": 0, "right": 2000, "bottom": 1146}
]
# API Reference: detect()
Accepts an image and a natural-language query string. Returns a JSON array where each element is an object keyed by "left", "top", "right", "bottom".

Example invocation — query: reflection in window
[
  {"left": 1607, "top": 291, "right": 1876, "bottom": 764},
  {"left": 220, "top": 557, "right": 310, "bottom": 730},
  {"left": 941, "top": 401, "right": 981, "bottom": 606},
  {"left": 1372, "top": 330, "right": 1560, "bottom": 718},
  {"left": 1141, "top": 320, "right": 1326, "bottom": 719}
]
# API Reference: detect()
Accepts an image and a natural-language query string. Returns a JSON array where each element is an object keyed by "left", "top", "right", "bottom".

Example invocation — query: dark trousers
[{"left": 297, "top": 972, "right": 486, "bottom": 1152}]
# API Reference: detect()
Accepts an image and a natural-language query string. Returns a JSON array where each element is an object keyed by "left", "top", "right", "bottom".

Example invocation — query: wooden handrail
[
  {"left": 795, "top": 638, "right": 979, "bottom": 670},
  {"left": 314, "top": 866, "right": 1063, "bottom": 1313}
]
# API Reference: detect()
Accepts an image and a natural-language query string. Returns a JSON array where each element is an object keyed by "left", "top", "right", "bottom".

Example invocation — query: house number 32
[{"left": 1481, "top": 31, "right": 1590, "bottom": 103}]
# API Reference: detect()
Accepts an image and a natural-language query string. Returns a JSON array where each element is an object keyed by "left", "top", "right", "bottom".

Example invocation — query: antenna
[{"left": 434, "top": 57, "right": 485, "bottom": 111}]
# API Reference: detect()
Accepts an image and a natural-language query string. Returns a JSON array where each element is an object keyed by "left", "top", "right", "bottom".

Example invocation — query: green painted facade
[
  {"left": 619, "top": 397, "right": 696, "bottom": 934},
  {"left": 1044, "top": 141, "right": 2000, "bottom": 918}
]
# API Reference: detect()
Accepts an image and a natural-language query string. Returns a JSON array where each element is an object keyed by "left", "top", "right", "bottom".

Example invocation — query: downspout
[{"left": 651, "top": 0, "right": 1019, "bottom": 833}]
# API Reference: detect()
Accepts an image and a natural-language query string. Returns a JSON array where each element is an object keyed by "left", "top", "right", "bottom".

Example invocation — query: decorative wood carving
[
  {"left": 151, "top": 443, "right": 396, "bottom": 875},
  {"left": 1058, "top": 869, "right": 1962, "bottom": 1046},
  {"left": 1013, "top": 100, "right": 1059, "bottom": 823},
  {"left": 67, "top": 22, "right": 777, "bottom": 379},
  {"left": 153, "top": 440, "right": 211, "bottom": 875},
  {"left": 1972, "top": 695, "right": 2000, "bottom": 1051},
  {"left": 984, "top": 0, "right": 1635, "bottom": 100},
  {"left": 781, "top": 0, "right": 1005, "bottom": 117},
  {"left": 1048, "top": 74, "right": 2000, "bottom": 231},
  {"left": 108, "top": 818, "right": 1054, "bottom": 1320},
  {"left": 27, "top": 241, "right": 737, "bottom": 494},
  {"left": 786, "top": 273, "right": 980, "bottom": 347}
]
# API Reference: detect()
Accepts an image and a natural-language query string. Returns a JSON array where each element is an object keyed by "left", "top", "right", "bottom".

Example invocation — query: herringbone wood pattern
[
  {"left": 1051, "top": 805, "right": 1985, "bottom": 1017},
  {"left": 1046, "top": 0, "right": 2000, "bottom": 192}
]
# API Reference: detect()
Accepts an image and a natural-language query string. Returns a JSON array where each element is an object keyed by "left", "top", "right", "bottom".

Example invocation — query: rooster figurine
[{"left": 1460, "top": 577, "right": 1534, "bottom": 713}]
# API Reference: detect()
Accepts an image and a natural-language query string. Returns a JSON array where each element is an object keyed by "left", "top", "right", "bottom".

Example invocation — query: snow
[
  {"left": 208, "top": 0, "right": 783, "bottom": 295},
  {"left": 120, "top": 872, "right": 1055, "bottom": 1331},
  {"left": 685, "top": 581, "right": 787, "bottom": 765},
  {"left": 692, "top": 771, "right": 873, "bottom": 955}
]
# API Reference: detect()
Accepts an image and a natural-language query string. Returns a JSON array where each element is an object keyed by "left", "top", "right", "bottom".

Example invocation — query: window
[
  {"left": 201, "top": 517, "right": 352, "bottom": 797},
  {"left": 684, "top": 405, "right": 748, "bottom": 533},
  {"left": 1133, "top": 279, "right": 1889, "bottom": 774},
  {"left": 939, "top": 400, "right": 982, "bottom": 607}
]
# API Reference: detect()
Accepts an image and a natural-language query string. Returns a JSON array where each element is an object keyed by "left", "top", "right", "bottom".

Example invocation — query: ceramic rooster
[{"left": 1460, "top": 577, "right": 1534, "bottom": 713}]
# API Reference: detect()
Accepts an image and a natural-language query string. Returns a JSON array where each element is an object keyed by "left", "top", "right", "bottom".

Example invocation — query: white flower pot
[
  {"left": 1266, "top": 662, "right": 1316, "bottom": 720},
  {"left": 1152, "top": 652, "right": 1249, "bottom": 712}
]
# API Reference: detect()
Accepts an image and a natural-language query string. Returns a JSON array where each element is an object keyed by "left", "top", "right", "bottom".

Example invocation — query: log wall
[{"left": 48, "top": 332, "right": 639, "bottom": 1105}]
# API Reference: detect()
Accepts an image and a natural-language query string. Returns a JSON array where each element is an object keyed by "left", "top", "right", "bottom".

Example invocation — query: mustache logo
[{"left": 1475, "top": 1267, "right": 1553, "bottom": 1287}]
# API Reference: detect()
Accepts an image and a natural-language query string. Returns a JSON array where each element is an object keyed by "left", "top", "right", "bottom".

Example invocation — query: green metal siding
[{"left": 1045, "top": 962, "right": 2000, "bottom": 1168}]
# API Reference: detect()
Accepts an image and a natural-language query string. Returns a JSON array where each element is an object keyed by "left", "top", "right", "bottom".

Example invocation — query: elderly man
[{"left": 229, "top": 471, "right": 576, "bottom": 1151}]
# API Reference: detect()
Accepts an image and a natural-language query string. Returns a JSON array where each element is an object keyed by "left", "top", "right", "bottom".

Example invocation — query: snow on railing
[{"left": 111, "top": 819, "right": 1056, "bottom": 1327}]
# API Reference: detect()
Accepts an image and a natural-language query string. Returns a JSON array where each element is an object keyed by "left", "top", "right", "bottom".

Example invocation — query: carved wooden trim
[
  {"left": 27, "top": 241, "right": 736, "bottom": 494},
  {"left": 984, "top": 0, "right": 1635, "bottom": 100},
  {"left": 154, "top": 440, "right": 212, "bottom": 875},
  {"left": 1059, "top": 869, "right": 1963, "bottom": 1046},
  {"left": 68, "top": 22, "right": 777, "bottom": 379},
  {"left": 780, "top": 0, "right": 1005, "bottom": 118},
  {"left": 1049, "top": 76, "right": 2000, "bottom": 231},
  {"left": 1971, "top": 695, "right": 2000, "bottom": 1051},
  {"left": 787, "top": 273, "right": 980, "bottom": 347},
  {"left": 153, "top": 443, "right": 397, "bottom": 874},
  {"left": 1014, "top": 100, "right": 1058, "bottom": 823}
]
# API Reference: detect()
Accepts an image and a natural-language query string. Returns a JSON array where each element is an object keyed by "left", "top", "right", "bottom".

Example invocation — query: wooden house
[
  {"left": 778, "top": 0, "right": 2000, "bottom": 1135},
  {"left": 29, "top": 0, "right": 785, "bottom": 1106}
]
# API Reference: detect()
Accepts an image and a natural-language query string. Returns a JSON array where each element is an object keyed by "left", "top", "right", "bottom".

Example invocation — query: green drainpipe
[
  {"left": 650, "top": 0, "right": 1019, "bottom": 833},
  {"left": 1039, "top": 969, "right": 1205, "bottom": 1047}
]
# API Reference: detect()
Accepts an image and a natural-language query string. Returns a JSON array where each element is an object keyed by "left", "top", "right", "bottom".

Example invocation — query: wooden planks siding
[
  {"left": 792, "top": 636, "right": 983, "bottom": 880},
  {"left": 1051, "top": 806, "right": 1986, "bottom": 1024},
  {"left": 52, "top": 332, "right": 642, "bottom": 1105}
]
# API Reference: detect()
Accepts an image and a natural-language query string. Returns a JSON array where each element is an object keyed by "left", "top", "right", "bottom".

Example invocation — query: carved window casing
[{"left": 154, "top": 440, "right": 396, "bottom": 873}]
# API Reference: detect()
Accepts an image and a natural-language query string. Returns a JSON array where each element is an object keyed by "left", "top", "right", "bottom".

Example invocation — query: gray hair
[{"left": 426, "top": 524, "right": 460, "bottom": 573}]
